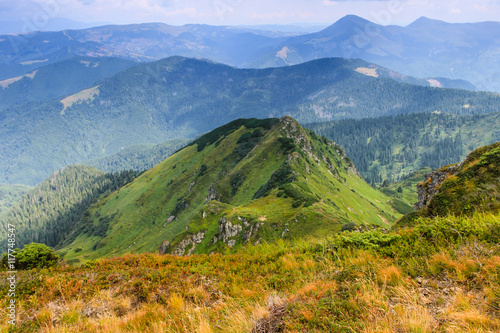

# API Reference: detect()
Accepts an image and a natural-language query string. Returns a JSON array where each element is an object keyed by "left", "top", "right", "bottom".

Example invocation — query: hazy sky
[{"left": 1, "top": 0, "right": 499, "bottom": 27}]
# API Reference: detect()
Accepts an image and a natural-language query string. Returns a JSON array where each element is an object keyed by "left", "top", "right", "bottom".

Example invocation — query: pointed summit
[{"left": 407, "top": 16, "right": 448, "bottom": 28}]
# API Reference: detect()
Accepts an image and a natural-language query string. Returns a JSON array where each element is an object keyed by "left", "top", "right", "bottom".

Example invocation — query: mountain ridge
[{"left": 59, "top": 116, "right": 400, "bottom": 262}]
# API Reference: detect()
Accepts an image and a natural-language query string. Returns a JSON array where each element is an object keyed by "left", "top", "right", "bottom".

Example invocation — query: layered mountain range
[
  {"left": 2, "top": 56, "right": 500, "bottom": 185},
  {"left": 1, "top": 15, "right": 498, "bottom": 91}
]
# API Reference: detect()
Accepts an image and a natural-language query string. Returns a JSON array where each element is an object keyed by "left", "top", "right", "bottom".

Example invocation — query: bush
[{"left": 2, "top": 243, "right": 59, "bottom": 270}]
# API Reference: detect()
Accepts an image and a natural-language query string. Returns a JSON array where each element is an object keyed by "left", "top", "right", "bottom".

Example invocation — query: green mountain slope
[
  {"left": 3, "top": 56, "right": 500, "bottom": 185},
  {"left": 307, "top": 112, "right": 500, "bottom": 184},
  {"left": 396, "top": 142, "right": 500, "bottom": 228},
  {"left": 60, "top": 117, "right": 400, "bottom": 262},
  {"left": 377, "top": 168, "right": 431, "bottom": 211},
  {"left": 0, "top": 165, "right": 141, "bottom": 251}
]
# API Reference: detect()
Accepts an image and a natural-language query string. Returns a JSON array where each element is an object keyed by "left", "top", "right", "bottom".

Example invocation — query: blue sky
[{"left": 1, "top": 0, "right": 499, "bottom": 27}]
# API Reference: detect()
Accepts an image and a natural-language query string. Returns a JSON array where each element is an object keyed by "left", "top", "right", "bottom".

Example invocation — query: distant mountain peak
[
  {"left": 319, "top": 15, "right": 378, "bottom": 36},
  {"left": 408, "top": 16, "right": 448, "bottom": 28},
  {"left": 336, "top": 14, "right": 372, "bottom": 25}
]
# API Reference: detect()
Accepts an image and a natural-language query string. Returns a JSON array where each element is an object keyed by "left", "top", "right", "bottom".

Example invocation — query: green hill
[
  {"left": 60, "top": 117, "right": 401, "bottom": 262},
  {"left": 418, "top": 142, "right": 500, "bottom": 216},
  {"left": 3, "top": 57, "right": 500, "bottom": 185}
]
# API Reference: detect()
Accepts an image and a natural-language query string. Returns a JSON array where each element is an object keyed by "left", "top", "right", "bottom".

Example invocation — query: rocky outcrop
[
  {"left": 164, "top": 215, "right": 176, "bottom": 227},
  {"left": 415, "top": 163, "right": 462, "bottom": 210},
  {"left": 218, "top": 217, "right": 243, "bottom": 245},
  {"left": 158, "top": 240, "right": 170, "bottom": 255},
  {"left": 172, "top": 231, "right": 206, "bottom": 256},
  {"left": 215, "top": 216, "right": 263, "bottom": 249}
]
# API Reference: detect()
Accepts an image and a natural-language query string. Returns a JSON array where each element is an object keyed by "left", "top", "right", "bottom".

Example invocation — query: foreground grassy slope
[
  {"left": 2, "top": 213, "right": 499, "bottom": 332},
  {"left": 61, "top": 117, "right": 400, "bottom": 263}
]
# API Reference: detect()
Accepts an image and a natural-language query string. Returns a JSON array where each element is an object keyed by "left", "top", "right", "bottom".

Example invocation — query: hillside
[
  {"left": 410, "top": 142, "right": 500, "bottom": 220},
  {"left": 86, "top": 138, "right": 191, "bottom": 173},
  {"left": 2, "top": 129, "right": 500, "bottom": 333},
  {"left": 0, "top": 184, "right": 30, "bottom": 216},
  {"left": 0, "top": 165, "right": 141, "bottom": 251},
  {"left": 2, "top": 56, "right": 500, "bottom": 185},
  {"left": 3, "top": 212, "right": 499, "bottom": 332},
  {"left": 307, "top": 112, "right": 500, "bottom": 184},
  {"left": 59, "top": 117, "right": 401, "bottom": 263},
  {"left": 0, "top": 56, "right": 135, "bottom": 109}
]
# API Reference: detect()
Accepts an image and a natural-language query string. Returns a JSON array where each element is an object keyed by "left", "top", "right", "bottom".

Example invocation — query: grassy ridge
[{"left": 60, "top": 117, "right": 400, "bottom": 263}]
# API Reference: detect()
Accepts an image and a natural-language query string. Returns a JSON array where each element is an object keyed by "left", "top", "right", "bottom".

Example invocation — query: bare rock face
[
  {"left": 216, "top": 216, "right": 263, "bottom": 249},
  {"left": 158, "top": 240, "right": 170, "bottom": 255},
  {"left": 415, "top": 163, "right": 462, "bottom": 210},
  {"left": 218, "top": 217, "right": 243, "bottom": 245},
  {"left": 173, "top": 231, "right": 206, "bottom": 256}
]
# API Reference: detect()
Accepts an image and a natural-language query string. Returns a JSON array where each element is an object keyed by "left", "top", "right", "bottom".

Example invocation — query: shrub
[{"left": 2, "top": 243, "right": 59, "bottom": 270}]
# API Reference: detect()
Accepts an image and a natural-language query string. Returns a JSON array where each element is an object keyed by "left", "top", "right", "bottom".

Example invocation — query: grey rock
[
  {"left": 219, "top": 217, "right": 243, "bottom": 243},
  {"left": 205, "top": 186, "right": 218, "bottom": 203},
  {"left": 415, "top": 163, "right": 462, "bottom": 210},
  {"left": 158, "top": 240, "right": 170, "bottom": 255},
  {"left": 173, "top": 231, "right": 206, "bottom": 256}
]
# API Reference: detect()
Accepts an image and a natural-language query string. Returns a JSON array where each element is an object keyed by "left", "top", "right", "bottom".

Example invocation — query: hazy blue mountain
[
  {"left": 0, "top": 18, "right": 107, "bottom": 35},
  {"left": 237, "top": 24, "right": 328, "bottom": 34},
  {"left": 0, "top": 22, "right": 289, "bottom": 80},
  {"left": 1, "top": 56, "right": 499, "bottom": 185},
  {"left": 1, "top": 16, "right": 497, "bottom": 90},
  {"left": 0, "top": 56, "right": 135, "bottom": 108},
  {"left": 252, "top": 15, "right": 500, "bottom": 92}
]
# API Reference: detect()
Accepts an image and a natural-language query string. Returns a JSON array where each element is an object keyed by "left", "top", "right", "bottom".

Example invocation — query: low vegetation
[{"left": 1, "top": 213, "right": 499, "bottom": 332}]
